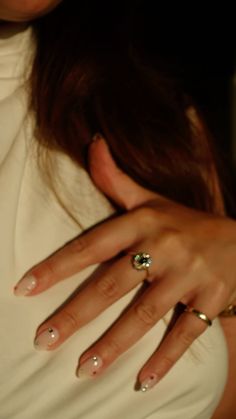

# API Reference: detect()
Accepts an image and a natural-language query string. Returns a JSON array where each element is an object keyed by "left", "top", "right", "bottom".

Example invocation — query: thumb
[{"left": 88, "top": 135, "right": 159, "bottom": 210}]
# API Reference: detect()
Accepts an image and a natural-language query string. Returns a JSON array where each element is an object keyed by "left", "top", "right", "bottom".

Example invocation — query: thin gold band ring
[
  {"left": 184, "top": 306, "right": 212, "bottom": 327},
  {"left": 220, "top": 304, "right": 236, "bottom": 317}
]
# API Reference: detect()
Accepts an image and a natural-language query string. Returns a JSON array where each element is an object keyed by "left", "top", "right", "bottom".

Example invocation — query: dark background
[
  {"left": 97, "top": 1, "right": 235, "bottom": 213},
  {"left": 132, "top": 3, "right": 236, "bottom": 214}
]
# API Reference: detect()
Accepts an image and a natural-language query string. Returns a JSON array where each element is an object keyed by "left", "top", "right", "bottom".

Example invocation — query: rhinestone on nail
[{"left": 92, "top": 356, "right": 99, "bottom": 367}]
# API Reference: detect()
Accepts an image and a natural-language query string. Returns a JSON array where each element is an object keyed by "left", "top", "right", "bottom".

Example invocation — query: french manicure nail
[
  {"left": 77, "top": 355, "right": 103, "bottom": 378},
  {"left": 14, "top": 274, "right": 37, "bottom": 296},
  {"left": 34, "top": 327, "right": 60, "bottom": 350},
  {"left": 140, "top": 373, "right": 159, "bottom": 393}
]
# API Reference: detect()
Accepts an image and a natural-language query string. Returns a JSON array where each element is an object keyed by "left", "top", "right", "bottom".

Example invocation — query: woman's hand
[{"left": 14, "top": 137, "right": 236, "bottom": 391}]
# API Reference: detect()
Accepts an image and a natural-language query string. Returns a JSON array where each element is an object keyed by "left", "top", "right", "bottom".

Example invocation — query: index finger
[{"left": 14, "top": 207, "right": 156, "bottom": 296}]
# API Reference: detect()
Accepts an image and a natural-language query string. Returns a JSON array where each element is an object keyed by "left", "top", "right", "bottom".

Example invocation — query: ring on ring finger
[{"left": 184, "top": 306, "right": 212, "bottom": 327}]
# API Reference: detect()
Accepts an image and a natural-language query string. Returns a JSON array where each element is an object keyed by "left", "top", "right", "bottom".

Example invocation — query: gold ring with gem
[{"left": 131, "top": 252, "right": 152, "bottom": 279}]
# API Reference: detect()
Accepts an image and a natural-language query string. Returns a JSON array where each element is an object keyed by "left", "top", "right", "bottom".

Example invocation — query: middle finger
[{"left": 33, "top": 252, "right": 156, "bottom": 350}]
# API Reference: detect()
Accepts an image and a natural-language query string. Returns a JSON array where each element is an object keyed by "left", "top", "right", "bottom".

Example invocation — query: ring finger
[{"left": 138, "top": 284, "right": 228, "bottom": 391}]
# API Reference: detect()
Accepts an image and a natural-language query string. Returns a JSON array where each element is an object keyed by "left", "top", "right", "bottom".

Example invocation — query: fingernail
[
  {"left": 92, "top": 133, "right": 103, "bottom": 142},
  {"left": 34, "top": 327, "right": 60, "bottom": 350},
  {"left": 77, "top": 355, "right": 103, "bottom": 378},
  {"left": 140, "top": 373, "right": 159, "bottom": 393},
  {"left": 14, "top": 274, "right": 37, "bottom": 296}
]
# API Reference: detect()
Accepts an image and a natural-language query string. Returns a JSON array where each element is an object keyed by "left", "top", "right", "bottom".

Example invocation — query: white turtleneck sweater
[{"left": 0, "top": 24, "right": 228, "bottom": 419}]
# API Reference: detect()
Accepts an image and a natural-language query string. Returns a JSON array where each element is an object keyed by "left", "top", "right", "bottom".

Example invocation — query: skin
[
  {"left": 1, "top": 0, "right": 235, "bottom": 413},
  {"left": 14, "top": 138, "right": 236, "bottom": 410},
  {"left": 0, "top": 0, "right": 61, "bottom": 22}
]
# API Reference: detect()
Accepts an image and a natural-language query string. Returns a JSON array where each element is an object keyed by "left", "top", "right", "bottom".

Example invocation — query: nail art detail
[
  {"left": 34, "top": 327, "right": 60, "bottom": 350},
  {"left": 14, "top": 274, "right": 37, "bottom": 296},
  {"left": 77, "top": 356, "right": 103, "bottom": 378},
  {"left": 140, "top": 373, "right": 159, "bottom": 393}
]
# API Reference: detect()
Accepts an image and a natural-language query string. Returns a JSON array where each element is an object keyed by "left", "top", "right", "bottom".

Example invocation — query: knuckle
[
  {"left": 175, "top": 326, "right": 197, "bottom": 347},
  {"left": 70, "top": 236, "right": 87, "bottom": 254},
  {"left": 62, "top": 309, "right": 80, "bottom": 330},
  {"left": 187, "top": 253, "right": 203, "bottom": 272},
  {"left": 160, "top": 230, "right": 194, "bottom": 266},
  {"left": 212, "top": 278, "right": 229, "bottom": 301},
  {"left": 159, "top": 229, "right": 182, "bottom": 250},
  {"left": 159, "top": 355, "right": 175, "bottom": 374},
  {"left": 95, "top": 274, "right": 119, "bottom": 299},
  {"left": 135, "top": 302, "right": 158, "bottom": 326},
  {"left": 133, "top": 206, "right": 158, "bottom": 228},
  {"left": 167, "top": 231, "right": 186, "bottom": 253}
]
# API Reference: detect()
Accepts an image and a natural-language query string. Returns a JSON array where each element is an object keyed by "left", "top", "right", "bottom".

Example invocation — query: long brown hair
[{"left": 30, "top": 0, "right": 221, "bottom": 213}]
